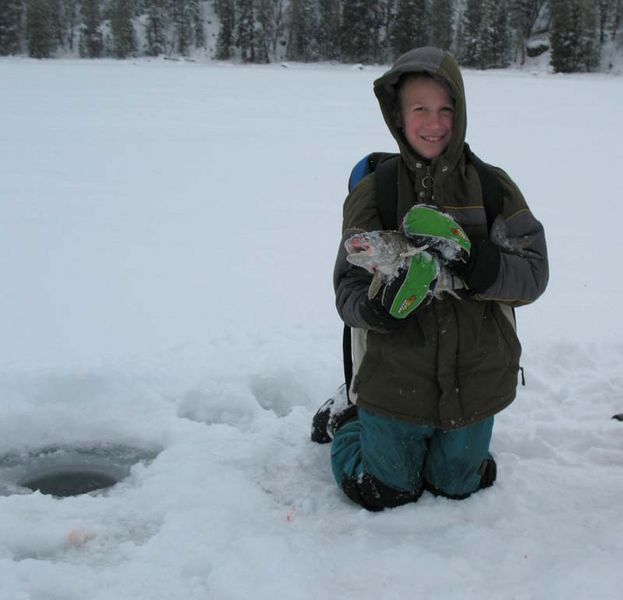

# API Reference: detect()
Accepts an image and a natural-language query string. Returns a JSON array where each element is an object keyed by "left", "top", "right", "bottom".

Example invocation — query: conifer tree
[
  {"left": 459, "top": 0, "right": 483, "bottom": 66},
  {"left": 550, "top": 0, "right": 599, "bottom": 72},
  {"left": 597, "top": 0, "right": 617, "bottom": 45},
  {"left": 340, "top": 0, "right": 382, "bottom": 63},
  {"left": 110, "top": 0, "right": 136, "bottom": 58},
  {"left": 390, "top": 0, "right": 428, "bottom": 57},
  {"left": 60, "top": 0, "right": 79, "bottom": 51},
  {"left": 48, "top": 0, "right": 64, "bottom": 47},
  {"left": 145, "top": 0, "right": 167, "bottom": 56},
  {"left": 79, "top": 0, "right": 103, "bottom": 57},
  {"left": 26, "top": 0, "right": 55, "bottom": 57},
  {"left": 214, "top": 0, "right": 234, "bottom": 59},
  {"left": 429, "top": 0, "right": 454, "bottom": 52},
  {"left": 287, "top": 0, "right": 318, "bottom": 61},
  {"left": 318, "top": 0, "right": 340, "bottom": 60},
  {"left": 193, "top": 0, "right": 205, "bottom": 49},
  {"left": 460, "top": 0, "right": 510, "bottom": 68},
  {"left": 254, "top": 0, "right": 274, "bottom": 62},
  {"left": 169, "top": 0, "right": 192, "bottom": 55},
  {"left": 0, "top": 0, "right": 24, "bottom": 55},
  {"left": 612, "top": 0, "right": 622, "bottom": 39},
  {"left": 237, "top": 0, "right": 256, "bottom": 61},
  {"left": 480, "top": 0, "right": 510, "bottom": 68}
]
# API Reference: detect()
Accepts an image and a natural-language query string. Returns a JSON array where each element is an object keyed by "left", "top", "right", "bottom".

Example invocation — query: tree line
[{"left": 0, "top": 0, "right": 621, "bottom": 72}]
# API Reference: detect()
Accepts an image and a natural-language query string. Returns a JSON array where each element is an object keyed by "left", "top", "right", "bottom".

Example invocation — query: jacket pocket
[{"left": 489, "top": 302, "right": 522, "bottom": 369}]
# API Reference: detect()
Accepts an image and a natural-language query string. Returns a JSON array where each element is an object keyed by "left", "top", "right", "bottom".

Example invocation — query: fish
[
  {"left": 345, "top": 231, "right": 433, "bottom": 299},
  {"left": 344, "top": 230, "right": 465, "bottom": 301},
  {"left": 345, "top": 218, "right": 541, "bottom": 304}
]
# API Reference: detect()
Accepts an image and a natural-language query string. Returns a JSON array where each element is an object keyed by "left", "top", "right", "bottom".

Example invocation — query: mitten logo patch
[
  {"left": 398, "top": 295, "right": 418, "bottom": 315},
  {"left": 450, "top": 227, "right": 467, "bottom": 240}
]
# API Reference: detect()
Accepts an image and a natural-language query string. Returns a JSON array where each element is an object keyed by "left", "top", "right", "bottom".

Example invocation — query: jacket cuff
[{"left": 456, "top": 240, "right": 501, "bottom": 293}]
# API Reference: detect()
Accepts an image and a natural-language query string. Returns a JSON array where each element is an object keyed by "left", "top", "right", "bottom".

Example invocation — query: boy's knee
[{"left": 340, "top": 472, "right": 423, "bottom": 512}]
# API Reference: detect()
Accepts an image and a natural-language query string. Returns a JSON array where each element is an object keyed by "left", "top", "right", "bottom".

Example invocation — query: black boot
[
  {"left": 310, "top": 384, "right": 357, "bottom": 444},
  {"left": 478, "top": 454, "right": 497, "bottom": 489},
  {"left": 341, "top": 472, "right": 423, "bottom": 511},
  {"left": 424, "top": 454, "right": 497, "bottom": 500}
]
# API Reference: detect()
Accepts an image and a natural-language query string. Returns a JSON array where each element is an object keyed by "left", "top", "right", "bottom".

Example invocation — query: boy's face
[{"left": 399, "top": 77, "right": 454, "bottom": 160}]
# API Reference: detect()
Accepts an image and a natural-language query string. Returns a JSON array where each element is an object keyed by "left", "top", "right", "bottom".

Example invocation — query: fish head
[{"left": 345, "top": 231, "right": 410, "bottom": 275}]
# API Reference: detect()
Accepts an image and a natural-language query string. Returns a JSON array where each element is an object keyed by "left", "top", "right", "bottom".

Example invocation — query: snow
[{"left": 1, "top": 57, "right": 623, "bottom": 599}]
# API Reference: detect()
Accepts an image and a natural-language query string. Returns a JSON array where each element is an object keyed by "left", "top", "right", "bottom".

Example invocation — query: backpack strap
[
  {"left": 373, "top": 154, "right": 400, "bottom": 229},
  {"left": 464, "top": 143, "right": 504, "bottom": 232}
]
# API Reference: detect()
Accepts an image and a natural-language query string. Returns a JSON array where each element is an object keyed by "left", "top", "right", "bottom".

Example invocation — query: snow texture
[{"left": 1, "top": 57, "right": 623, "bottom": 599}]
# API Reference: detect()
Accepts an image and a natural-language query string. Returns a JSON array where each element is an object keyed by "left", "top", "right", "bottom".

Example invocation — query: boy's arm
[
  {"left": 333, "top": 175, "right": 400, "bottom": 332},
  {"left": 459, "top": 167, "right": 549, "bottom": 306}
]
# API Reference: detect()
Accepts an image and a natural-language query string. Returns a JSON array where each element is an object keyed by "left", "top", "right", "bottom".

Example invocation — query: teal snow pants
[{"left": 331, "top": 407, "right": 494, "bottom": 511}]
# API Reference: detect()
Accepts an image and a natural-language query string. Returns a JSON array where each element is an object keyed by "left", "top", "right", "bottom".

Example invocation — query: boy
[{"left": 313, "top": 47, "right": 548, "bottom": 511}]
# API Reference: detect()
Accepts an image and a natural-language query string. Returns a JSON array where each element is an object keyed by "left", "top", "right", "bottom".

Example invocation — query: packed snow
[{"left": 1, "top": 57, "right": 623, "bottom": 599}]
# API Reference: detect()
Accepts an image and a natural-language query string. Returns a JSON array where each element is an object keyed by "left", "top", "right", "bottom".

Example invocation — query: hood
[{"left": 373, "top": 47, "right": 467, "bottom": 172}]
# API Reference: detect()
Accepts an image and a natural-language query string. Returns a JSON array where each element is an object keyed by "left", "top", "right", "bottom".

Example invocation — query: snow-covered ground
[{"left": 1, "top": 57, "right": 623, "bottom": 599}]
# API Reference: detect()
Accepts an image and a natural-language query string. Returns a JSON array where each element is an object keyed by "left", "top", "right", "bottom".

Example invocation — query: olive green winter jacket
[{"left": 333, "top": 47, "right": 549, "bottom": 429}]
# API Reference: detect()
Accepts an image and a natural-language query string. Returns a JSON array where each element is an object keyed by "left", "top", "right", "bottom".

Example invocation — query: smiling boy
[{"left": 315, "top": 47, "right": 549, "bottom": 511}]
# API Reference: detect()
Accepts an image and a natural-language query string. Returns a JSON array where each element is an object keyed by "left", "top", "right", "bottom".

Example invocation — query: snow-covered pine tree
[
  {"left": 429, "top": 0, "right": 454, "bottom": 52},
  {"left": 612, "top": 0, "right": 622, "bottom": 40},
  {"left": 0, "top": 0, "right": 24, "bottom": 55},
  {"left": 596, "top": 0, "right": 623, "bottom": 48},
  {"left": 254, "top": 0, "right": 275, "bottom": 62},
  {"left": 340, "top": 0, "right": 382, "bottom": 63},
  {"left": 79, "top": 0, "right": 104, "bottom": 57},
  {"left": 390, "top": 0, "right": 428, "bottom": 57},
  {"left": 550, "top": 0, "right": 599, "bottom": 72},
  {"left": 237, "top": 0, "right": 256, "bottom": 61},
  {"left": 287, "top": 0, "right": 318, "bottom": 61},
  {"left": 110, "top": 0, "right": 137, "bottom": 57},
  {"left": 480, "top": 0, "right": 510, "bottom": 68},
  {"left": 144, "top": 0, "right": 168, "bottom": 56},
  {"left": 48, "top": 0, "right": 66, "bottom": 48},
  {"left": 460, "top": 0, "right": 509, "bottom": 68},
  {"left": 214, "top": 0, "right": 235, "bottom": 59},
  {"left": 60, "top": 0, "right": 79, "bottom": 52},
  {"left": 169, "top": 0, "right": 192, "bottom": 55},
  {"left": 459, "top": 0, "right": 483, "bottom": 66},
  {"left": 193, "top": 0, "right": 205, "bottom": 49},
  {"left": 318, "top": 0, "right": 340, "bottom": 60},
  {"left": 576, "top": 0, "right": 600, "bottom": 70},
  {"left": 26, "top": 0, "right": 55, "bottom": 57}
]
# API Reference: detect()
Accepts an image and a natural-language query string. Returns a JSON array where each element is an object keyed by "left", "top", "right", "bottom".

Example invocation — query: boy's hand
[
  {"left": 402, "top": 205, "right": 471, "bottom": 266},
  {"left": 380, "top": 251, "right": 439, "bottom": 319}
]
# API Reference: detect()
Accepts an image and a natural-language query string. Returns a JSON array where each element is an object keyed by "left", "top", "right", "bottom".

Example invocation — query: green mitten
[
  {"left": 402, "top": 205, "right": 471, "bottom": 265},
  {"left": 381, "top": 251, "right": 439, "bottom": 319}
]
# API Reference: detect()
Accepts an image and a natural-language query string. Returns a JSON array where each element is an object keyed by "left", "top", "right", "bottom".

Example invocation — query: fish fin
[{"left": 368, "top": 273, "right": 383, "bottom": 300}]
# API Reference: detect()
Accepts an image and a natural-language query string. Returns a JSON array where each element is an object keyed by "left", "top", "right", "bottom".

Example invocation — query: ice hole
[{"left": 0, "top": 444, "right": 160, "bottom": 497}]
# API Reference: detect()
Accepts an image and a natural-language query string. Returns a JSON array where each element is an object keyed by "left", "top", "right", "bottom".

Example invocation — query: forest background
[{"left": 1, "top": 0, "right": 622, "bottom": 75}]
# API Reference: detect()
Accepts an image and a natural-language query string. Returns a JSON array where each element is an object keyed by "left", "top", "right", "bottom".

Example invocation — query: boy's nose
[{"left": 424, "top": 113, "right": 442, "bottom": 130}]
